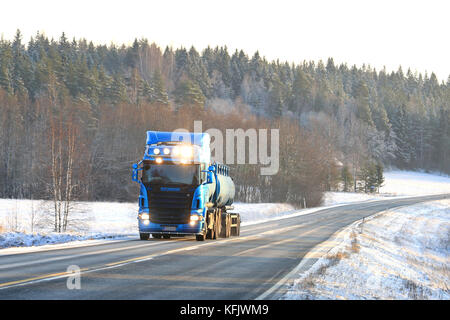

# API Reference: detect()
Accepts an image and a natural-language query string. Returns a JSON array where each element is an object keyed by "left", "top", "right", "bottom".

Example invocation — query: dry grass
[
  {"left": 325, "top": 251, "right": 349, "bottom": 267},
  {"left": 350, "top": 231, "right": 360, "bottom": 253}
]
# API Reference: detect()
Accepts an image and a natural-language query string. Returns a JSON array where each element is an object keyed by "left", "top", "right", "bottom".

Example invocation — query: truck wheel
[
  {"left": 236, "top": 214, "right": 241, "bottom": 236},
  {"left": 163, "top": 234, "right": 171, "bottom": 239},
  {"left": 206, "top": 211, "right": 214, "bottom": 239},
  {"left": 231, "top": 214, "right": 241, "bottom": 236},
  {"left": 212, "top": 217, "right": 218, "bottom": 240},
  {"left": 220, "top": 213, "right": 228, "bottom": 238},
  {"left": 152, "top": 234, "right": 161, "bottom": 239},
  {"left": 140, "top": 233, "right": 150, "bottom": 240},
  {"left": 196, "top": 233, "right": 205, "bottom": 241}
]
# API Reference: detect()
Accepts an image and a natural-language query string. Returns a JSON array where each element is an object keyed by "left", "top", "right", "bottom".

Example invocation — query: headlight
[
  {"left": 155, "top": 157, "right": 163, "bottom": 164},
  {"left": 163, "top": 147, "right": 170, "bottom": 155},
  {"left": 181, "top": 146, "right": 193, "bottom": 157},
  {"left": 172, "top": 147, "right": 180, "bottom": 156},
  {"left": 153, "top": 148, "right": 160, "bottom": 155},
  {"left": 140, "top": 213, "right": 150, "bottom": 220},
  {"left": 190, "top": 215, "right": 201, "bottom": 221}
]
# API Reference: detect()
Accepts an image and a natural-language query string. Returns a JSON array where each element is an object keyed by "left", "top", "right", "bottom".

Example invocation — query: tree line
[{"left": 1, "top": 30, "right": 449, "bottom": 210}]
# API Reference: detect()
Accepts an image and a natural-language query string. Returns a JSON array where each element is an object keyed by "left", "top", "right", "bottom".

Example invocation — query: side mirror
[
  {"left": 132, "top": 163, "right": 138, "bottom": 169},
  {"left": 208, "top": 165, "right": 215, "bottom": 172}
]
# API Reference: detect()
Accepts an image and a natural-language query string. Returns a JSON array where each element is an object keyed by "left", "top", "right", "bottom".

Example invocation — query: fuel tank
[{"left": 207, "top": 164, "right": 235, "bottom": 207}]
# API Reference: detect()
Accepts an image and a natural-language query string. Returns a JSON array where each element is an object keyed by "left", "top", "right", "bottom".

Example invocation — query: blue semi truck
[{"left": 132, "top": 131, "right": 241, "bottom": 241}]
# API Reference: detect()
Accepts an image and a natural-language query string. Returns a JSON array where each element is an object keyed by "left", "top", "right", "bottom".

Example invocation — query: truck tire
[
  {"left": 212, "top": 215, "right": 219, "bottom": 240},
  {"left": 163, "top": 234, "right": 171, "bottom": 239},
  {"left": 220, "top": 213, "right": 229, "bottom": 238},
  {"left": 231, "top": 214, "right": 241, "bottom": 236},
  {"left": 206, "top": 211, "right": 214, "bottom": 239},
  {"left": 236, "top": 214, "right": 241, "bottom": 236},
  {"left": 140, "top": 233, "right": 150, "bottom": 240},
  {"left": 196, "top": 233, "right": 205, "bottom": 241},
  {"left": 152, "top": 234, "right": 162, "bottom": 239}
]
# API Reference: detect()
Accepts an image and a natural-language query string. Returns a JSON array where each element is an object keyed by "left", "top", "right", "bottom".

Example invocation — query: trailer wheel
[
  {"left": 212, "top": 214, "right": 219, "bottom": 240},
  {"left": 140, "top": 233, "right": 149, "bottom": 240},
  {"left": 220, "top": 213, "right": 229, "bottom": 238},
  {"left": 206, "top": 211, "right": 214, "bottom": 239},
  {"left": 230, "top": 214, "right": 241, "bottom": 236}
]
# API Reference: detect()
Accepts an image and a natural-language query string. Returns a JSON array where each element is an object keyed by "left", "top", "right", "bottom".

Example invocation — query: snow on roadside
[
  {"left": 284, "top": 199, "right": 450, "bottom": 300},
  {"left": 322, "top": 192, "right": 388, "bottom": 206}
]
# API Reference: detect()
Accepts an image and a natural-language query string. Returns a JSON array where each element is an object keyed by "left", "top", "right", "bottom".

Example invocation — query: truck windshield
[{"left": 142, "top": 163, "right": 199, "bottom": 186}]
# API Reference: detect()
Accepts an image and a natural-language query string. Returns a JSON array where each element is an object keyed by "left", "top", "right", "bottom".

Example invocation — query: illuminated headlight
[
  {"left": 172, "top": 147, "right": 180, "bottom": 156},
  {"left": 155, "top": 157, "right": 163, "bottom": 164},
  {"left": 163, "top": 147, "right": 170, "bottom": 155},
  {"left": 190, "top": 215, "right": 201, "bottom": 221},
  {"left": 181, "top": 146, "right": 193, "bottom": 157},
  {"left": 140, "top": 213, "right": 150, "bottom": 220},
  {"left": 153, "top": 148, "right": 160, "bottom": 155}
]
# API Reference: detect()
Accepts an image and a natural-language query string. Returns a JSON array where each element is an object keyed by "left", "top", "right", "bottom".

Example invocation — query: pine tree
[{"left": 341, "top": 165, "right": 353, "bottom": 192}]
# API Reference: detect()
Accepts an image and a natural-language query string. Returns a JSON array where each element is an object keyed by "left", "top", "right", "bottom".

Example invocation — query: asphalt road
[{"left": 0, "top": 194, "right": 448, "bottom": 300}]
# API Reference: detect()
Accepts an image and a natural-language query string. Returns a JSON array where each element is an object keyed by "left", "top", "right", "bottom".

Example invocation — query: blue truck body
[{"left": 132, "top": 131, "right": 240, "bottom": 241}]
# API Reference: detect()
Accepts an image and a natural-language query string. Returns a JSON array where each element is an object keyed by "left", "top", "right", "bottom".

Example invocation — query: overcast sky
[{"left": 1, "top": 0, "right": 449, "bottom": 81}]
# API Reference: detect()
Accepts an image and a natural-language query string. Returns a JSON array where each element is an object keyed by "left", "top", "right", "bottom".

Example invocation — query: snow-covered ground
[
  {"left": 0, "top": 199, "right": 300, "bottom": 249},
  {"left": 381, "top": 170, "right": 450, "bottom": 196},
  {"left": 284, "top": 199, "right": 450, "bottom": 300},
  {"left": 0, "top": 170, "right": 449, "bottom": 249}
]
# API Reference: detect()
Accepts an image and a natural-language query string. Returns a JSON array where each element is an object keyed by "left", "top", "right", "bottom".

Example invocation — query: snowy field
[
  {"left": 0, "top": 170, "right": 449, "bottom": 249},
  {"left": 284, "top": 199, "right": 450, "bottom": 300},
  {"left": 381, "top": 170, "right": 450, "bottom": 196}
]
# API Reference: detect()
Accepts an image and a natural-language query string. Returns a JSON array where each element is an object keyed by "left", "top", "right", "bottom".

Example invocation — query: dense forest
[{"left": 0, "top": 30, "right": 449, "bottom": 207}]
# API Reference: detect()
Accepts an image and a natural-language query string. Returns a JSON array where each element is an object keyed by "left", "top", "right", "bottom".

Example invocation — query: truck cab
[{"left": 132, "top": 131, "right": 240, "bottom": 241}]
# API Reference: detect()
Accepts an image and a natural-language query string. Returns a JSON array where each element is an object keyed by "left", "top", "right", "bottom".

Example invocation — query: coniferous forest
[{"left": 0, "top": 30, "right": 449, "bottom": 206}]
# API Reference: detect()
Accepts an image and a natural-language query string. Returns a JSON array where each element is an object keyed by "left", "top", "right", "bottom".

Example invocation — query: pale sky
[{"left": 1, "top": 0, "right": 449, "bottom": 81}]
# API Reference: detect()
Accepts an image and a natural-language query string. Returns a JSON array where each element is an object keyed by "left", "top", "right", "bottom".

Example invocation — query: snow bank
[
  {"left": 284, "top": 199, "right": 450, "bottom": 300},
  {"left": 322, "top": 192, "right": 387, "bottom": 206}
]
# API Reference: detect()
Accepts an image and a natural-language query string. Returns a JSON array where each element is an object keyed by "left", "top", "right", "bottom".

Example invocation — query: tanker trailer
[{"left": 131, "top": 131, "right": 241, "bottom": 241}]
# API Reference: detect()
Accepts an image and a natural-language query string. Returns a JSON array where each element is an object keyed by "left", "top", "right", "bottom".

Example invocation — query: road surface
[{"left": 0, "top": 194, "right": 448, "bottom": 300}]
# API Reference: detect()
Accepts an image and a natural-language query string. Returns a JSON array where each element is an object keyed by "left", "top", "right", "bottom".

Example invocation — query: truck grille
[{"left": 147, "top": 188, "right": 194, "bottom": 224}]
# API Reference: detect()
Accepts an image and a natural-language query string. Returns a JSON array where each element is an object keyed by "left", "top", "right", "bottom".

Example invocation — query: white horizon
[{"left": 1, "top": 0, "right": 449, "bottom": 82}]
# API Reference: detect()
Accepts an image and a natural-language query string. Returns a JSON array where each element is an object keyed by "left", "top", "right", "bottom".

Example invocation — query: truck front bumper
[{"left": 138, "top": 220, "right": 205, "bottom": 235}]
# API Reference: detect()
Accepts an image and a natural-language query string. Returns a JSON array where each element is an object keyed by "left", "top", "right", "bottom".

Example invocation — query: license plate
[{"left": 163, "top": 226, "right": 176, "bottom": 231}]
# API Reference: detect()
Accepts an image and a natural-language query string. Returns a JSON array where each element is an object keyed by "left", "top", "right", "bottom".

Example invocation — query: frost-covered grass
[{"left": 284, "top": 199, "right": 450, "bottom": 300}]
